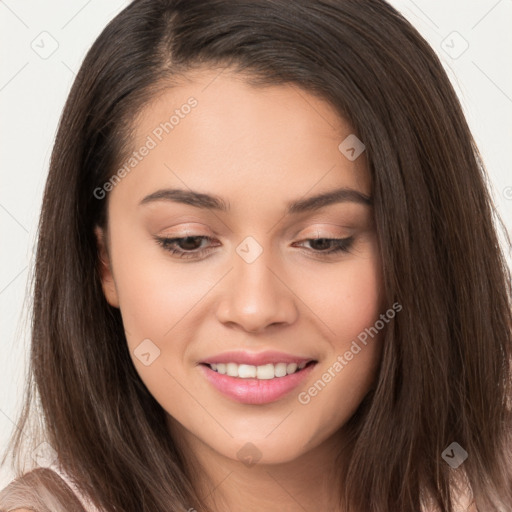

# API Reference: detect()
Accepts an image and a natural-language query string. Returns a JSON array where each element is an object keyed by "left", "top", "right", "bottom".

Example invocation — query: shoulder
[{"left": 0, "top": 467, "right": 87, "bottom": 512}]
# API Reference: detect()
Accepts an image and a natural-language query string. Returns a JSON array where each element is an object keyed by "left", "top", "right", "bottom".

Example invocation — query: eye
[
  {"left": 293, "top": 236, "right": 355, "bottom": 255},
  {"left": 154, "top": 234, "right": 355, "bottom": 260},
  {"left": 155, "top": 235, "right": 218, "bottom": 260}
]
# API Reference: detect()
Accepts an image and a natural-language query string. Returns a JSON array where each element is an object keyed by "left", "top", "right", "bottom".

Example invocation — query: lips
[{"left": 199, "top": 350, "right": 318, "bottom": 405}]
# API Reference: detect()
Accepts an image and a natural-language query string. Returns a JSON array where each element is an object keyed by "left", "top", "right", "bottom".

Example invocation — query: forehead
[{"left": 110, "top": 68, "right": 370, "bottom": 209}]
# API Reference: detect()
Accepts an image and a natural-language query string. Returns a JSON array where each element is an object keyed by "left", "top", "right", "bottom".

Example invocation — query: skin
[{"left": 96, "top": 68, "right": 386, "bottom": 512}]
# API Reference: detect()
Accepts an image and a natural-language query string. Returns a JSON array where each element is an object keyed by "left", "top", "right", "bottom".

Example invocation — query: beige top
[
  {"left": 0, "top": 465, "right": 102, "bottom": 512},
  {"left": 0, "top": 466, "right": 477, "bottom": 512},
  {"left": 47, "top": 463, "right": 102, "bottom": 512}
]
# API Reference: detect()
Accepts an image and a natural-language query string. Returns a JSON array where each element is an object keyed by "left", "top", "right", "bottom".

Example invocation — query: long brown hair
[{"left": 1, "top": 0, "right": 511, "bottom": 511}]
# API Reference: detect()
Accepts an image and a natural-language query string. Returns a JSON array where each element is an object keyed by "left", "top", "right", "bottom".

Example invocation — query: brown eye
[
  {"left": 155, "top": 235, "right": 218, "bottom": 259},
  {"left": 294, "top": 236, "right": 355, "bottom": 255}
]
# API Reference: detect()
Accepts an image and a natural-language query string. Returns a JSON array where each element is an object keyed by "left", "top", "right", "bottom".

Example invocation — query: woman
[{"left": 1, "top": 0, "right": 511, "bottom": 511}]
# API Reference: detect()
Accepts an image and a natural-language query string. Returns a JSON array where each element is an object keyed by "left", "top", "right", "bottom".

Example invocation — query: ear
[{"left": 94, "top": 226, "right": 120, "bottom": 308}]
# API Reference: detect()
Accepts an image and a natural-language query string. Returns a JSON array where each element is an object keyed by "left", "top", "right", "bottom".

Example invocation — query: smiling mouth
[{"left": 201, "top": 360, "right": 317, "bottom": 380}]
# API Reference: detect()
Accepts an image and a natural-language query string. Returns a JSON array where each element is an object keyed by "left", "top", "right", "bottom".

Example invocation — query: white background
[{"left": 0, "top": 0, "right": 511, "bottom": 488}]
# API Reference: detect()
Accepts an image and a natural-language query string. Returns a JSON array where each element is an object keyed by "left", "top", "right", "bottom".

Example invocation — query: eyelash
[{"left": 154, "top": 235, "right": 355, "bottom": 260}]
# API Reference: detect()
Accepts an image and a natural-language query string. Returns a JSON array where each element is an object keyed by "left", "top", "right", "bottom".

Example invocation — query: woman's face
[{"left": 97, "top": 68, "right": 384, "bottom": 466}]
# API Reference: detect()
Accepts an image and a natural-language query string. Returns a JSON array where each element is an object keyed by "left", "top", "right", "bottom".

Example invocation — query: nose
[{"left": 214, "top": 244, "right": 299, "bottom": 334}]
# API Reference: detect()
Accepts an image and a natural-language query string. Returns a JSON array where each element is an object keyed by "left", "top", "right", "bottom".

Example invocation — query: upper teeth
[{"left": 209, "top": 361, "right": 307, "bottom": 379}]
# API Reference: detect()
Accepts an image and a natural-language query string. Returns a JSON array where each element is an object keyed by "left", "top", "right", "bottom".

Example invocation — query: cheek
[
  {"left": 108, "top": 228, "right": 206, "bottom": 342},
  {"left": 108, "top": 241, "right": 209, "bottom": 409},
  {"left": 302, "top": 241, "right": 383, "bottom": 345},
  {"left": 291, "top": 242, "right": 383, "bottom": 428}
]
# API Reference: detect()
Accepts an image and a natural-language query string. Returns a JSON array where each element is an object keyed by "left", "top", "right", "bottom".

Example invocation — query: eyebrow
[{"left": 139, "top": 186, "right": 372, "bottom": 213}]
